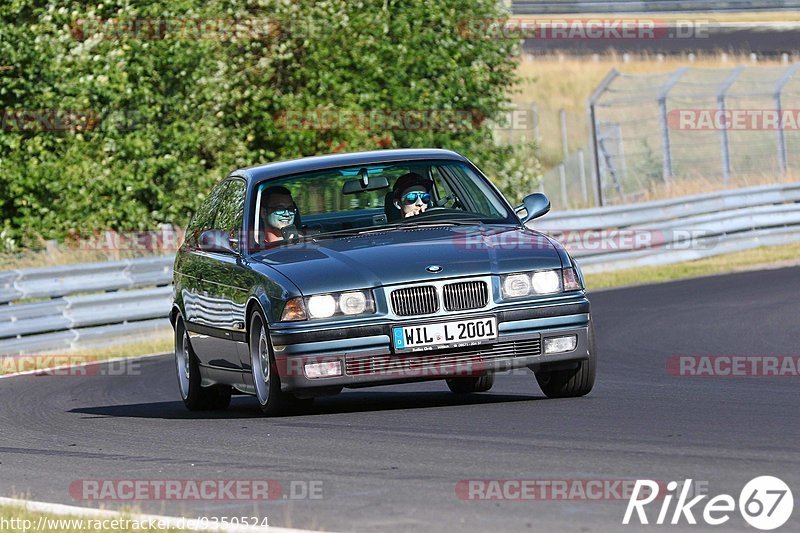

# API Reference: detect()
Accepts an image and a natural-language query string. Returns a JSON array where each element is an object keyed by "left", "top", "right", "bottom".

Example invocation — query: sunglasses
[
  {"left": 267, "top": 205, "right": 296, "bottom": 215},
  {"left": 401, "top": 192, "right": 431, "bottom": 205}
]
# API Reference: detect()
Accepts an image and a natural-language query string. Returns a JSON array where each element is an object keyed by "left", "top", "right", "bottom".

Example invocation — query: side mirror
[
  {"left": 517, "top": 193, "right": 551, "bottom": 224},
  {"left": 198, "top": 229, "right": 237, "bottom": 254}
]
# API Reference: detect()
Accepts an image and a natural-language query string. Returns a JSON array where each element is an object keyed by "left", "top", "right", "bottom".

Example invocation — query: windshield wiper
[
  {"left": 308, "top": 227, "right": 382, "bottom": 239},
  {"left": 399, "top": 219, "right": 485, "bottom": 228}
]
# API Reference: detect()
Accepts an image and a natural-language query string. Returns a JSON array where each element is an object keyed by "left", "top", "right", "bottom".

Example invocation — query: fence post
[
  {"left": 598, "top": 131, "right": 624, "bottom": 200},
  {"left": 532, "top": 103, "right": 540, "bottom": 141},
  {"left": 587, "top": 69, "right": 619, "bottom": 207},
  {"left": 717, "top": 66, "right": 745, "bottom": 185},
  {"left": 589, "top": 104, "right": 603, "bottom": 206},
  {"left": 578, "top": 148, "right": 588, "bottom": 205},
  {"left": 614, "top": 123, "right": 628, "bottom": 184},
  {"left": 657, "top": 67, "right": 688, "bottom": 182},
  {"left": 559, "top": 163, "right": 568, "bottom": 208},
  {"left": 560, "top": 109, "right": 569, "bottom": 161},
  {"left": 774, "top": 63, "right": 800, "bottom": 176}
]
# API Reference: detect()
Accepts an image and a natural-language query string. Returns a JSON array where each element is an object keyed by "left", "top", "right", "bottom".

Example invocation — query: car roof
[{"left": 234, "top": 149, "right": 469, "bottom": 184}]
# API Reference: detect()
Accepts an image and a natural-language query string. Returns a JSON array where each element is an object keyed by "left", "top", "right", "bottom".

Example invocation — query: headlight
[
  {"left": 502, "top": 274, "right": 531, "bottom": 298},
  {"left": 531, "top": 270, "right": 561, "bottom": 294},
  {"left": 500, "top": 268, "right": 582, "bottom": 299},
  {"left": 281, "top": 290, "right": 376, "bottom": 321},
  {"left": 339, "top": 291, "right": 367, "bottom": 315},
  {"left": 307, "top": 294, "right": 337, "bottom": 319}
]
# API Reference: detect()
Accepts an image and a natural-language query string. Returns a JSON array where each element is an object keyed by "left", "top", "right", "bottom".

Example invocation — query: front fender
[{"left": 245, "top": 258, "right": 303, "bottom": 326}]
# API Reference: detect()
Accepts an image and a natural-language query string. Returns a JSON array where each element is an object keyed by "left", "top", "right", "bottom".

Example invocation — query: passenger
[
  {"left": 260, "top": 186, "right": 298, "bottom": 243},
  {"left": 392, "top": 172, "right": 433, "bottom": 218}
]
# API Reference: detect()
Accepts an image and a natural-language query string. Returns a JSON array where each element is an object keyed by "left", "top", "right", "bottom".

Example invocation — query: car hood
[{"left": 250, "top": 225, "right": 562, "bottom": 294}]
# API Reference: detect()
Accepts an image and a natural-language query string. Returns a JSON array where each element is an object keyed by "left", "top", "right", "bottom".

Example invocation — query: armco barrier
[
  {"left": 2, "top": 182, "right": 799, "bottom": 354},
  {"left": 529, "top": 183, "right": 800, "bottom": 273},
  {"left": 0, "top": 256, "right": 173, "bottom": 303},
  {"left": 0, "top": 258, "right": 173, "bottom": 356}
]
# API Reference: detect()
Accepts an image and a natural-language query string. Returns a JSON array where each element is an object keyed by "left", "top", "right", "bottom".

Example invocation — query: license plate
[{"left": 392, "top": 317, "right": 497, "bottom": 353}]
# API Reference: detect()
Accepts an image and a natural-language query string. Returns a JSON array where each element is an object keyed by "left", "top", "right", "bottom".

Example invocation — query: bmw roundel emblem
[{"left": 426, "top": 265, "right": 443, "bottom": 273}]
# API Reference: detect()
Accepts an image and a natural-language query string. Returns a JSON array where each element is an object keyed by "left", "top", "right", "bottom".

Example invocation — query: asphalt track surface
[{"left": 1, "top": 267, "right": 799, "bottom": 532}]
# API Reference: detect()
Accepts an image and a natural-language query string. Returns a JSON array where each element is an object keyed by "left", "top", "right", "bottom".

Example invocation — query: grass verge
[
  {"left": 584, "top": 241, "right": 800, "bottom": 290},
  {"left": 0, "top": 248, "right": 172, "bottom": 270}
]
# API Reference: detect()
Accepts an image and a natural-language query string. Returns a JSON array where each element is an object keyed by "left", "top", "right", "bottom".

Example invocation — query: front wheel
[
  {"left": 535, "top": 322, "right": 596, "bottom": 398},
  {"left": 249, "top": 311, "right": 292, "bottom": 416},
  {"left": 174, "top": 316, "right": 231, "bottom": 411},
  {"left": 446, "top": 373, "right": 494, "bottom": 394}
]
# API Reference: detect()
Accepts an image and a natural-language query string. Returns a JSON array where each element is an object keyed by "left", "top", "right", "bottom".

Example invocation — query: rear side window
[
  {"left": 214, "top": 179, "right": 246, "bottom": 251},
  {"left": 184, "top": 179, "right": 228, "bottom": 248}
]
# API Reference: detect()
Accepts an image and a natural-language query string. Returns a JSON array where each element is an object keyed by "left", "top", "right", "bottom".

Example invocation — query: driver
[
  {"left": 392, "top": 172, "right": 434, "bottom": 218},
  {"left": 260, "top": 186, "right": 298, "bottom": 243}
]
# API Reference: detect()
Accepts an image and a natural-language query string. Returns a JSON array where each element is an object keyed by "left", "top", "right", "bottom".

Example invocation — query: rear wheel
[
  {"left": 174, "top": 317, "right": 231, "bottom": 410},
  {"left": 535, "top": 322, "right": 596, "bottom": 398},
  {"left": 446, "top": 373, "right": 494, "bottom": 394}
]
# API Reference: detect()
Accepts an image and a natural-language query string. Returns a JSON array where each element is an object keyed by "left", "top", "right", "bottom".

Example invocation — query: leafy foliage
[{"left": 0, "top": 0, "right": 540, "bottom": 247}]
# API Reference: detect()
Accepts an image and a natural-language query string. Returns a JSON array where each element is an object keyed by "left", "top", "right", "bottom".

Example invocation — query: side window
[
  {"left": 440, "top": 163, "right": 505, "bottom": 218},
  {"left": 185, "top": 179, "right": 228, "bottom": 248},
  {"left": 214, "top": 179, "right": 246, "bottom": 252},
  {"left": 429, "top": 166, "right": 450, "bottom": 203}
]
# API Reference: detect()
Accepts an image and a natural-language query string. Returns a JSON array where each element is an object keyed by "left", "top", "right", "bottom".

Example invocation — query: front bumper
[{"left": 270, "top": 297, "right": 591, "bottom": 391}]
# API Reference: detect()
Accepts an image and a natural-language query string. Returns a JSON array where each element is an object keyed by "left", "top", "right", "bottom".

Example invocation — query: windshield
[{"left": 249, "top": 159, "right": 514, "bottom": 248}]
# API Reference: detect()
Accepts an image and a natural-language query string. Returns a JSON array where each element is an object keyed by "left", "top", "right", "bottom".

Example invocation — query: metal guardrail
[
  {"left": 511, "top": 0, "right": 800, "bottom": 14},
  {"left": 0, "top": 258, "right": 173, "bottom": 355},
  {"left": 536, "top": 183, "right": 800, "bottom": 230},
  {"left": 530, "top": 183, "right": 800, "bottom": 273},
  {"left": 2, "top": 182, "right": 798, "bottom": 354},
  {"left": 0, "top": 256, "right": 173, "bottom": 303}
]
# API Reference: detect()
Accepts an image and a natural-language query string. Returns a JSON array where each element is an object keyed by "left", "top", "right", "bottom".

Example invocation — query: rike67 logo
[{"left": 624, "top": 477, "right": 794, "bottom": 530}]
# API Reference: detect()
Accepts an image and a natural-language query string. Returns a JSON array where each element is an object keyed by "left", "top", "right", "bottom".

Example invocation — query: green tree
[{"left": 0, "top": 0, "right": 540, "bottom": 247}]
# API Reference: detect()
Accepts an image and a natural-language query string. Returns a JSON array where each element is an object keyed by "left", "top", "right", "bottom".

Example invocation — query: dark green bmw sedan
[{"left": 171, "top": 149, "right": 595, "bottom": 415}]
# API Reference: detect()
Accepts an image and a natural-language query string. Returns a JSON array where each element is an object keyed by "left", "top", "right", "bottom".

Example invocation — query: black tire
[
  {"left": 535, "top": 322, "right": 596, "bottom": 398},
  {"left": 174, "top": 316, "right": 232, "bottom": 411},
  {"left": 249, "top": 311, "right": 293, "bottom": 416},
  {"left": 446, "top": 373, "right": 495, "bottom": 394}
]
